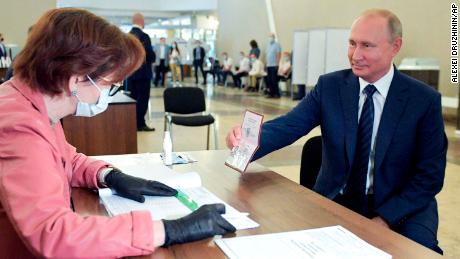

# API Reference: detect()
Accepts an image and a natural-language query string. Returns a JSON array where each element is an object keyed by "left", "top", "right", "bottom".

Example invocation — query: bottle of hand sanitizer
[{"left": 163, "top": 131, "right": 173, "bottom": 165}]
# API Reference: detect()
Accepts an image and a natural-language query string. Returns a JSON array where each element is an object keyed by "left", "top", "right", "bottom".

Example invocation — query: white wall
[
  {"left": 216, "top": 0, "right": 270, "bottom": 60},
  {"left": 0, "top": 0, "right": 56, "bottom": 49}
]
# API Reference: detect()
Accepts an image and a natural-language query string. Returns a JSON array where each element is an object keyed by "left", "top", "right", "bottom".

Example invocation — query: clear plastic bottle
[{"left": 163, "top": 131, "right": 173, "bottom": 165}]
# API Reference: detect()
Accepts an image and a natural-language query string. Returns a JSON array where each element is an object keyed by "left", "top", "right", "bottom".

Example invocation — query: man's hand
[
  {"left": 105, "top": 169, "right": 177, "bottom": 203},
  {"left": 371, "top": 216, "right": 390, "bottom": 228},
  {"left": 226, "top": 125, "right": 242, "bottom": 149},
  {"left": 162, "top": 204, "right": 236, "bottom": 246}
]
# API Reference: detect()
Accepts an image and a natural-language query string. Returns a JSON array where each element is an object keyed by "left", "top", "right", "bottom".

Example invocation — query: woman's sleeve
[{"left": 0, "top": 127, "right": 155, "bottom": 258}]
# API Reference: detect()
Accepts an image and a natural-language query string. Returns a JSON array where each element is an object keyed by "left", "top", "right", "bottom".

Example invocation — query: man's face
[
  {"left": 348, "top": 15, "right": 402, "bottom": 83},
  {"left": 160, "top": 38, "right": 165, "bottom": 44}
]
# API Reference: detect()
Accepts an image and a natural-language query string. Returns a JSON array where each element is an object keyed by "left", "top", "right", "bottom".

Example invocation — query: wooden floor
[{"left": 138, "top": 80, "right": 460, "bottom": 258}]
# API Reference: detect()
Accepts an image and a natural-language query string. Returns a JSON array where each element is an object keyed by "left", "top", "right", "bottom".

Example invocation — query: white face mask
[{"left": 72, "top": 75, "right": 110, "bottom": 117}]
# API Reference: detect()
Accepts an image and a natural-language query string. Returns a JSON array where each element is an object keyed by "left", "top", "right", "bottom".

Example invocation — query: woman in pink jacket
[{"left": 0, "top": 8, "right": 235, "bottom": 258}]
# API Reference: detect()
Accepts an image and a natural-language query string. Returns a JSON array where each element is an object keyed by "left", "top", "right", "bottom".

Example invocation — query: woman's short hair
[
  {"left": 250, "top": 40, "right": 258, "bottom": 48},
  {"left": 14, "top": 8, "right": 145, "bottom": 95}
]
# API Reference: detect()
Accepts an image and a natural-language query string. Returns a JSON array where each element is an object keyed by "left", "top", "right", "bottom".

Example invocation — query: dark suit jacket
[
  {"left": 128, "top": 27, "right": 155, "bottom": 80},
  {"left": 193, "top": 46, "right": 206, "bottom": 65},
  {"left": 253, "top": 67, "right": 447, "bottom": 233}
]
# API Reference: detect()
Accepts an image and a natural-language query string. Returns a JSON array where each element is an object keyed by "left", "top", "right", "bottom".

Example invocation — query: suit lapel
[
  {"left": 340, "top": 72, "right": 360, "bottom": 169},
  {"left": 374, "top": 69, "right": 410, "bottom": 170}
]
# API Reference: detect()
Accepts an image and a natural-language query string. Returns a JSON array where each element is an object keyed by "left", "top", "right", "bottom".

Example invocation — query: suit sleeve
[
  {"left": 375, "top": 94, "right": 447, "bottom": 226},
  {"left": 252, "top": 79, "right": 322, "bottom": 160},
  {"left": 0, "top": 125, "right": 155, "bottom": 257},
  {"left": 142, "top": 34, "right": 155, "bottom": 64}
]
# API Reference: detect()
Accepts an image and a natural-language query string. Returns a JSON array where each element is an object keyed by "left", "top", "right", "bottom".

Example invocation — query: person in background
[
  {"left": 226, "top": 9, "right": 446, "bottom": 254},
  {"left": 265, "top": 32, "right": 282, "bottom": 98},
  {"left": 154, "top": 37, "right": 170, "bottom": 87},
  {"left": 169, "top": 41, "right": 182, "bottom": 87},
  {"left": 277, "top": 51, "right": 292, "bottom": 79},
  {"left": 245, "top": 53, "right": 265, "bottom": 92},
  {"left": 219, "top": 52, "right": 234, "bottom": 85},
  {"left": 232, "top": 51, "right": 250, "bottom": 88},
  {"left": 0, "top": 33, "right": 7, "bottom": 57},
  {"left": 204, "top": 57, "right": 221, "bottom": 85},
  {"left": 249, "top": 39, "right": 260, "bottom": 59},
  {"left": 127, "top": 13, "right": 156, "bottom": 132},
  {"left": 193, "top": 40, "right": 206, "bottom": 85},
  {"left": 277, "top": 51, "right": 292, "bottom": 96},
  {"left": 5, "top": 26, "right": 34, "bottom": 81},
  {"left": 0, "top": 9, "right": 236, "bottom": 258}
]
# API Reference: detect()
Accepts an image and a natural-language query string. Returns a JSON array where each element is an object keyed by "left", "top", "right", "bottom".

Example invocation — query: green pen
[{"left": 175, "top": 190, "right": 199, "bottom": 211}]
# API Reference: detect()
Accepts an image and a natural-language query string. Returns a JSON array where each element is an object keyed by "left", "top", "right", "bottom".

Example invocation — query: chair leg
[
  {"left": 206, "top": 125, "right": 210, "bottom": 150},
  {"left": 213, "top": 123, "right": 219, "bottom": 149}
]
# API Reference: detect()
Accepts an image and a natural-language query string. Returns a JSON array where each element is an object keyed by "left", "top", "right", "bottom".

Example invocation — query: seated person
[
  {"left": 245, "top": 53, "right": 266, "bottom": 92},
  {"left": 232, "top": 51, "right": 250, "bottom": 88},
  {"left": 218, "top": 52, "right": 234, "bottom": 85},
  {"left": 204, "top": 57, "right": 221, "bottom": 84},
  {"left": 0, "top": 8, "right": 235, "bottom": 258},
  {"left": 278, "top": 51, "right": 292, "bottom": 80}
]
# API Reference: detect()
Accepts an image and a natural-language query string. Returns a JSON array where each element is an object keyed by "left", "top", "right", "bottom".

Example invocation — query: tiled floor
[{"left": 138, "top": 81, "right": 460, "bottom": 258}]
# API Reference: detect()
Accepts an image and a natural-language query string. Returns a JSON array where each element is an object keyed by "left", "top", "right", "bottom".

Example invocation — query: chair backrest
[
  {"left": 163, "top": 87, "right": 206, "bottom": 114},
  {"left": 299, "top": 136, "right": 322, "bottom": 189}
]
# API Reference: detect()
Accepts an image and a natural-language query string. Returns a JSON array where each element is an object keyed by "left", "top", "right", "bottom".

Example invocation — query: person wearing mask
[
  {"left": 127, "top": 13, "right": 156, "bottom": 131},
  {"left": 219, "top": 52, "right": 234, "bottom": 86},
  {"left": 193, "top": 40, "right": 206, "bottom": 85},
  {"left": 0, "top": 8, "right": 235, "bottom": 258},
  {"left": 265, "top": 33, "right": 282, "bottom": 98},
  {"left": 245, "top": 53, "right": 266, "bottom": 92},
  {"left": 169, "top": 41, "right": 182, "bottom": 87},
  {"left": 277, "top": 51, "right": 292, "bottom": 95},
  {"left": 154, "top": 37, "right": 170, "bottom": 87},
  {"left": 249, "top": 39, "right": 260, "bottom": 59},
  {"left": 226, "top": 9, "right": 446, "bottom": 254},
  {"left": 232, "top": 51, "right": 250, "bottom": 88}
]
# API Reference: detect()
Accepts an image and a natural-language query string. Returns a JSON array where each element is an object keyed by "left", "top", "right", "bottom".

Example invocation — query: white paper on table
[
  {"left": 215, "top": 225, "right": 392, "bottom": 259},
  {"left": 225, "top": 110, "right": 264, "bottom": 173},
  {"left": 94, "top": 154, "right": 259, "bottom": 230},
  {"left": 99, "top": 186, "right": 259, "bottom": 230}
]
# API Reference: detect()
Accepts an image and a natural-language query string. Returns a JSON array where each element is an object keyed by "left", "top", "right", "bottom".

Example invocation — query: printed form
[{"left": 215, "top": 225, "right": 391, "bottom": 259}]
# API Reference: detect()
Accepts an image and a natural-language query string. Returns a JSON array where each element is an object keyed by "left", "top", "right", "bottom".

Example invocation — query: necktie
[{"left": 342, "top": 84, "right": 377, "bottom": 215}]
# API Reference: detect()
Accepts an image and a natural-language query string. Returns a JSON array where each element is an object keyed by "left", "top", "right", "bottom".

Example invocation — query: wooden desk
[
  {"left": 72, "top": 150, "right": 441, "bottom": 259},
  {"left": 62, "top": 92, "right": 137, "bottom": 155}
]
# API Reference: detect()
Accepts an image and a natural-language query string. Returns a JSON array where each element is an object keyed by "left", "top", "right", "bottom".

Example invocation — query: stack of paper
[
  {"left": 215, "top": 225, "right": 392, "bottom": 259},
  {"left": 95, "top": 154, "right": 259, "bottom": 230}
]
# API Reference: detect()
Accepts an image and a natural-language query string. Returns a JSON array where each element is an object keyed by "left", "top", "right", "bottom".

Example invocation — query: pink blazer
[{"left": 0, "top": 79, "right": 155, "bottom": 258}]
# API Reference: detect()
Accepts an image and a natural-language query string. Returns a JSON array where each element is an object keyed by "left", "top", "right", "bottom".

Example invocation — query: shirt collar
[
  {"left": 358, "top": 65, "right": 394, "bottom": 99},
  {"left": 132, "top": 24, "right": 143, "bottom": 29}
]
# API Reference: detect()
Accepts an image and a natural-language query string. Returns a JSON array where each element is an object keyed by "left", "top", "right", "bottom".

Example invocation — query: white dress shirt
[
  {"left": 238, "top": 57, "right": 250, "bottom": 72},
  {"left": 357, "top": 65, "right": 394, "bottom": 194}
]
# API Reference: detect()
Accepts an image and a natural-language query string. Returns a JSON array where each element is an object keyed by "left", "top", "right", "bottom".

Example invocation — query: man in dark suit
[
  {"left": 127, "top": 13, "right": 156, "bottom": 131},
  {"left": 193, "top": 40, "right": 206, "bottom": 84},
  {"left": 0, "top": 33, "right": 7, "bottom": 58},
  {"left": 226, "top": 9, "right": 447, "bottom": 254}
]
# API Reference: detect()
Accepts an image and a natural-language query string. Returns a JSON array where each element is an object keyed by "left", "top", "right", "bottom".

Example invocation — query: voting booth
[{"left": 292, "top": 28, "right": 350, "bottom": 91}]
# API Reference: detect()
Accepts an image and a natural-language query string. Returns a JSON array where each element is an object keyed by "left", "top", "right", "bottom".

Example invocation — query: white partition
[
  {"left": 292, "top": 31, "right": 309, "bottom": 85},
  {"left": 292, "top": 28, "right": 350, "bottom": 87}
]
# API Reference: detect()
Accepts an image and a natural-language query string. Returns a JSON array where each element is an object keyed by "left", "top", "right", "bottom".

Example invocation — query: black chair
[
  {"left": 163, "top": 87, "right": 218, "bottom": 150},
  {"left": 299, "top": 136, "right": 322, "bottom": 189}
]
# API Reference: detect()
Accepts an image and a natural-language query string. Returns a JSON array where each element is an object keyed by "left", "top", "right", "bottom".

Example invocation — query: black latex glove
[
  {"left": 105, "top": 169, "right": 177, "bottom": 203},
  {"left": 162, "top": 203, "right": 236, "bottom": 246}
]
